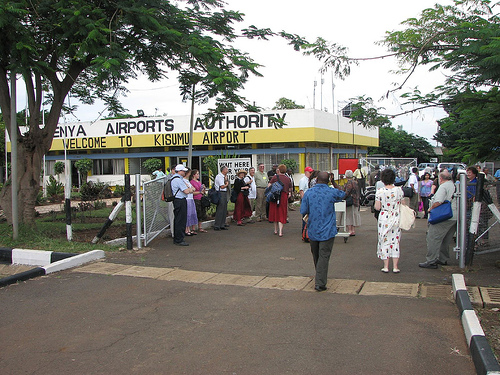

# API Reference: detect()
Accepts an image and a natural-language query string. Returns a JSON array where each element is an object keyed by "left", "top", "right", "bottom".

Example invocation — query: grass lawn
[{"left": 0, "top": 205, "right": 135, "bottom": 253}]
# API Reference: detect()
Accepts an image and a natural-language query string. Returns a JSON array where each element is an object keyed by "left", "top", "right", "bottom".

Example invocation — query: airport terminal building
[{"left": 40, "top": 108, "right": 378, "bottom": 185}]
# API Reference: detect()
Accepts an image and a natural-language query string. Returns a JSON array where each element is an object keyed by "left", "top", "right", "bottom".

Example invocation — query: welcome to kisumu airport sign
[
  {"left": 50, "top": 112, "right": 289, "bottom": 151},
  {"left": 11, "top": 109, "right": 378, "bottom": 151}
]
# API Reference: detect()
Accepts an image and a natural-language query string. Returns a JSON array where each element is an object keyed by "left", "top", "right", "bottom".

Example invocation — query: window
[
  {"left": 256, "top": 153, "right": 300, "bottom": 172},
  {"left": 93, "top": 159, "right": 125, "bottom": 175},
  {"left": 306, "top": 153, "right": 331, "bottom": 172}
]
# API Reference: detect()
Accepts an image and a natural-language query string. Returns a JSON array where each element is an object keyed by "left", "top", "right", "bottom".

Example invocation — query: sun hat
[{"left": 237, "top": 169, "right": 248, "bottom": 175}]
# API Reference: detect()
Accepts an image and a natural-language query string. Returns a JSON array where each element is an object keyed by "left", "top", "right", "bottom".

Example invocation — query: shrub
[
  {"left": 46, "top": 175, "right": 64, "bottom": 201},
  {"left": 80, "top": 181, "right": 111, "bottom": 202},
  {"left": 36, "top": 190, "right": 46, "bottom": 205},
  {"left": 281, "top": 159, "right": 298, "bottom": 173},
  {"left": 142, "top": 158, "right": 162, "bottom": 175},
  {"left": 113, "top": 185, "right": 125, "bottom": 197},
  {"left": 54, "top": 161, "right": 65, "bottom": 175}
]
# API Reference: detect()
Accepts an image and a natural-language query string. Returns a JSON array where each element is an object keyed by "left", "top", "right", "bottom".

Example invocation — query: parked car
[
  {"left": 418, "top": 163, "right": 438, "bottom": 177},
  {"left": 437, "top": 162, "right": 467, "bottom": 174}
]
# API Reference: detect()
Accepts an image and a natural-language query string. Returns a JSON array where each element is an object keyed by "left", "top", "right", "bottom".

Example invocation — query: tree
[
  {"left": 142, "top": 158, "right": 163, "bottom": 175},
  {"left": 0, "top": 0, "right": 311, "bottom": 224},
  {"left": 281, "top": 159, "right": 298, "bottom": 173},
  {"left": 272, "top": 97, "right": 305, "bottom": 110},
  {"left": 435, "top": 89, "right": 500, "bottom": 162},
  {"left": 74, "top": 159, "right": 93, "bottom": 185},
  {"left": 369, "top": 126, "right": 436, "bottom": 161},
  {"left": 380, "top": 0, "right": 500, "bottom": 162},
  {"left": 304, "top": 0, "right": 500, "bottom": 162},
  {"left": 54, "top": 161, "right": 65, "bottom": 176}
]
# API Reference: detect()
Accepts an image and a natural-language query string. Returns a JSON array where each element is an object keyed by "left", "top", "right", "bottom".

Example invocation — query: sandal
[
  {"left": 185, "top": 232, "right": 193, "bottom": 236},
  {"left": 199, "top": 229, "right": 208, "bottom": 233}
]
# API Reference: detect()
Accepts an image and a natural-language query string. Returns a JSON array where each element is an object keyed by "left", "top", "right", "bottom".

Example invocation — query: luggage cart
[{"left": 335, "top": 201, "right": 351, "bottom": 243}]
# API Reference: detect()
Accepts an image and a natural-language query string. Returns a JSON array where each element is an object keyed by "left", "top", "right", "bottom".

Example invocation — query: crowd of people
[{"left": 157, "top": 161, "right": 499, "bottom": 292}]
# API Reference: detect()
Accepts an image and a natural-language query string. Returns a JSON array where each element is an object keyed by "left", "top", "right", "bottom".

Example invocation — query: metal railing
[{"left": 142, "top": 176, "right": 170, "bottom": 246}]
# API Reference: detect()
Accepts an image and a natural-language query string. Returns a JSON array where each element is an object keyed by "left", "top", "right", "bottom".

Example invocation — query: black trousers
[
  {"left": 310, "top": 237, "right": 335, "bottom": 288},
  {"left": 173, "top": 198, "right": 187, "bottom": 244}
]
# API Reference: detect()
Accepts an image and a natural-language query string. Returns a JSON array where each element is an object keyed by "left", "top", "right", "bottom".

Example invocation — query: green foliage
[
  {"left": 435, "top": 88, "right": 500, "bottom": 163},
  {"left": 380, "top": 0, "right": 500, "bottom": 160},
  {"left": 36, "top": 190, "right": 45, "bottom": 205},
  {"left": 46, "top": 175, "right": 64, "bottom": 201},
  {"left": 74, "top": 159, "right": 93, "bottom": 184},
  {"left": 369, "top": 126, "right": 436, "bottom": 161},
  {"left": 79, "top": 182, "right": 112, "bottom": 202},
  {"left": 281, "top": 159, "right": 298, "bottom": 173},
  {"left": 0, "top": 0, "right": 322, "bottom": 224},
  {"left": 54, "top": 161, "right": 65, "bottom": 175},
  {"left": 345, "top": 96, "right": 392, "bottom": 128},
  {"left": 203, "top": 150, "right": 239, "bottom": 183},
  {"left": 113, "top": 185, "right": 125, "bottom": 197},
  {"left": 272, "top": 97, "right": 305, "bottom": 110},
  {"left": 142, "top": 158, "right": 163, "bottom": 175}
]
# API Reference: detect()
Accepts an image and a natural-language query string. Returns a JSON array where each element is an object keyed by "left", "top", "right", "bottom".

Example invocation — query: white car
[
  {"left": 418, "top": 163, "right": 438, "bottom": 177},
  {"left": 437, "top": 162, "right": 467, "bottom": 174}
]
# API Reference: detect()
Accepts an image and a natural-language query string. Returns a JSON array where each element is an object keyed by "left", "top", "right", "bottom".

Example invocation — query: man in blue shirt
[
  {"left": 171, "top": 164, "right": 195, "bottom": 246},
  {"left": 300, "top": 171, "right": 345, "bottom": 292}
]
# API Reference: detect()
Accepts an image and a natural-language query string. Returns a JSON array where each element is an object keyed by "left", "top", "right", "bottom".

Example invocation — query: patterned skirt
[{"left": 186, "top": 198, "right": 198, "bottom": 227}]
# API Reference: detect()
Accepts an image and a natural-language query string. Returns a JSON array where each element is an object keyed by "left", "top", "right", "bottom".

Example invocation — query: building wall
[{"left": 11, "top": 109, "right": 378, "bottom": 186}]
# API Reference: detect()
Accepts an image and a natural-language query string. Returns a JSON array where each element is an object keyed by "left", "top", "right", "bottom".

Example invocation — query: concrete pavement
[{"left": 1, "top": 207, "right": 495, "bottom": 374}]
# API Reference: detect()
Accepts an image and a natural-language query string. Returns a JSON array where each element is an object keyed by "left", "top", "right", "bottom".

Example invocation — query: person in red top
[{"left": 268, "top": 164, "right": 293, "bottom": 237}]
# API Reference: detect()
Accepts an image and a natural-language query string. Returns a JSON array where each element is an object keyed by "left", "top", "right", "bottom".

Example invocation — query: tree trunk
[{"left": 0, "top": 139, "right": 45, "bottom": 225}]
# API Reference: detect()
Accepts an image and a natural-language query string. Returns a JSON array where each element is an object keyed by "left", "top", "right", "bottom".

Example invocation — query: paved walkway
[{"left": 2, "top": 207, "right": 499, "bottom": 374}]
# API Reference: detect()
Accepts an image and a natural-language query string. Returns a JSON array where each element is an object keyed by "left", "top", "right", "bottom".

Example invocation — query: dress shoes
[
  {"left": 314, "top": 286, "right": 327, "bottom": 292},
  {"left": 418, "top": 261, "right": 438, "bottom": 269},
  {"left": 435, "top": 259, "right": 448, "bottom": 265},
  {"left": 174, "top": 241, "right": 189, "bottom": 246},
  {"left": 220, "top": 227, "right": 229, "bottom": 230},
  {"left": 213, "top": 227, "right": 221, "bottom": 231}
]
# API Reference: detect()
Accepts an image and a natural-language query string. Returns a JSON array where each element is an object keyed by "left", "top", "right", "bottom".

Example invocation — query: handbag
[
  {"left": 230, "top": 189, "right": 238, "bottom": 203},
  {"left": 200, "top": 195, "right": 211, "bottom": 208},
  {"left": 208, "top": 187, "right": 221, "bottom": 205},
  {"left": 428, "top": 200, "right": 453, "bottom": 224},
  {"left": 402, "top": 186, "right": 414, "bottom": 198},
  {"left": 399, "top": 204, "right": 415, "bottom": 230},
  {"left": 345, "top": 195, "right": 354, "bottom": 207}
]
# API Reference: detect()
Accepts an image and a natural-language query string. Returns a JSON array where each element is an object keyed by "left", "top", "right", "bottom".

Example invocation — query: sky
[{"left": 20, "top": 0, "right": 453, "bottom": 143}]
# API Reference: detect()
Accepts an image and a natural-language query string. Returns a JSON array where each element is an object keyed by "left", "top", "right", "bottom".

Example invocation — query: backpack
[
  {"left": 265, "top": 174, "right": 284, "bottom": 203},
  {"left": 162, "top": 175, "right": 181, "bottom": 202}
]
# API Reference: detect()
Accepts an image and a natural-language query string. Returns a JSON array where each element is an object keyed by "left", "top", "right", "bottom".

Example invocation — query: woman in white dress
[{"left": 374, "top": 168, "right": 404, "bottom": 273}]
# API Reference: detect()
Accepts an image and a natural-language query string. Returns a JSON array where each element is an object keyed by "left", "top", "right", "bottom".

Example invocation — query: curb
[
  {"left": 452, "top": 274, "right": 500, "bottom": 375},
  {"left": 0, "top": 248, "right": 105, "bottom": 288}
]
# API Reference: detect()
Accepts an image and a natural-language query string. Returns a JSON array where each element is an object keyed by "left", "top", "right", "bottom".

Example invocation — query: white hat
[{"left": 175, "top": 164, "right": 188, "bottom": 172}]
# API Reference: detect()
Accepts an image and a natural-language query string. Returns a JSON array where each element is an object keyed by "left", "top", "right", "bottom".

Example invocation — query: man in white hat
[{"left": 171, "top": 164, "right": 195, "bottom": 246}]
